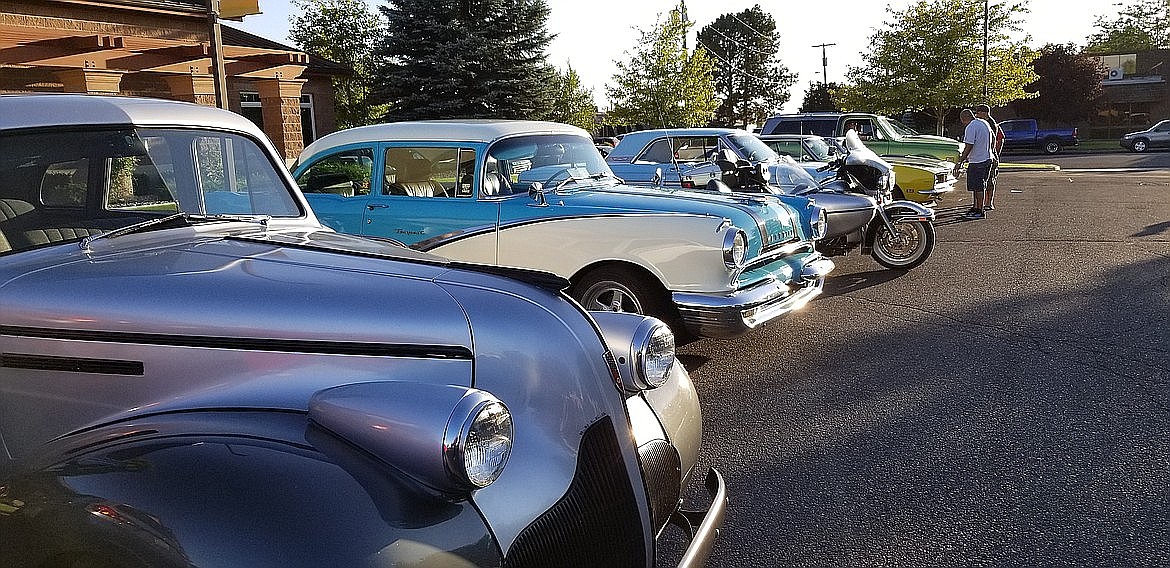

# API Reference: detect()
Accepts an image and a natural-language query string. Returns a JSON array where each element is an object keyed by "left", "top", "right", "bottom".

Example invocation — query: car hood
[
  {"left": 0, "top": 227, "right": 479, "bottom": 349},
  {"left": 880, "top": 155, "right": 953, "bottom": 172},
  {"left": 900, "top": 133, "right": 962, "bottom": 146},
  {"left": 571, "top": 182, "right": 802, "bottom": 246}
]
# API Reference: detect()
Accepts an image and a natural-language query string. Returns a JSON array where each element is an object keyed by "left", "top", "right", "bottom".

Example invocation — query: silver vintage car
[{"left": 0, "top": 95, "right": 725, "bottom": 567}]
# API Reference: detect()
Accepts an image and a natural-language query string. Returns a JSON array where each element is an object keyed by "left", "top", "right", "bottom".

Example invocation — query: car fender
[
  {"left": 432, "top": 213, "right": 738, "bottom": 294},
  {"left": 0, "top": 411, "right": 501, "bottom": 568}
]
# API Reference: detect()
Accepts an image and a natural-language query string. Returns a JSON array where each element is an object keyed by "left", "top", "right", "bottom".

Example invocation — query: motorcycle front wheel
[{"left": 871, "top": 219, "right": 935, "bottom": 270}]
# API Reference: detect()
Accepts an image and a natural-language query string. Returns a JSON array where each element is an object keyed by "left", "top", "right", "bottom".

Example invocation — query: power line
[
  {"left": 695, "top": 38, "right": 772, "bottom": 83},
  {"left": 729, "top": 12, "right": 772, "bottom": 42},
  {"left": 701, "top": 24, "right": 776, "bottom": 58}
]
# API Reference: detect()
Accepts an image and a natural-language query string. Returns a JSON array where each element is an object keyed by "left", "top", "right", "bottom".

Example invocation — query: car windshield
[
  {"left": 487, "top": 133, "right": 615, "bottom": 193},
  {"left": 885, "top": 118, "right": 921, "bottom": 137},
  {"left": 0, "top": 127, "right": 301, "bottom": 254},
  {"left": 727, "top": 133, "right": 780, "bottom": 162}
]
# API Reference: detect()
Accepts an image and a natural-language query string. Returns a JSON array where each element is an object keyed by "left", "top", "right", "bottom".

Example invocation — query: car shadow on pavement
[
  {"left": 820, "top": 267, "right": 907, "bottom": 298},
  {"left": 932, "top": 204, "right": 979, "bottom": 226},
  {"left": 683, "top": 253, "right": 1170, "bottom": 568},
  {"left": 1134, "top": 220, "right": 1170, "bottom": 237}
]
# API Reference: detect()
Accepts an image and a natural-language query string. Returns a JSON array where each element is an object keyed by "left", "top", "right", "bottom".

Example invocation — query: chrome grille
[
  {"left": 504, "top": 416, "right": 646, "bottom": 567},
  {"left": 638, "top": 439, "right": 682, "bottom": 535}
]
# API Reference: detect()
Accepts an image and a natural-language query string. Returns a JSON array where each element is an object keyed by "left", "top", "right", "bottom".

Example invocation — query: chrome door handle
[{"left": 367, "top": 204, "right": 389, "bottom": 210}]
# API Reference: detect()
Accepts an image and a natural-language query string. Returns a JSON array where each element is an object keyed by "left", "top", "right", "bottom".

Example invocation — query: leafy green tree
[
  {"left": 1014, "top": 43, "right": 1106, "bottom": 124},
  {"left": 547, "top": 65, "right": 599, "bottom": 130},
  {"left": 288, "top": 0, "right": 386, "bottom": 128},
  {"left": 835, "top": 0, "right": 1037, "bottom": 135},
  {"left": 371, "top": 0, "right": 556, "bottom": 121},
  {"left": 1085, "top": 0, "right": 1170, "bottom": 53},
  {"left": 799, "top": 82, "right": 841, "bottom": 113},
  {"left": 605, "top": 4, "right": 718, "bottom": 128},
  {"left": 696, "top": 5, "right": 797, "bottom": 127}
]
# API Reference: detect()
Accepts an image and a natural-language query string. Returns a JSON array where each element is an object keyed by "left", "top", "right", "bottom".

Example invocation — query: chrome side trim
[{"left": 0, "top": 325, "right": 473, "bottom": 359}]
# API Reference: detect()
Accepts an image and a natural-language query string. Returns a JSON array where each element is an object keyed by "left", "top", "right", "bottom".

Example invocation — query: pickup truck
[
  {"left": 997, "top": 118, "right": 1078, "bottom": 154},
  {"left": 758, "top": 112, "right": 962, "bottom": 162}
]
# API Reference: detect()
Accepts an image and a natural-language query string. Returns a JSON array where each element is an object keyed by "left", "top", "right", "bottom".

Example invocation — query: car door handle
[{"left": 367, "top": 204, "right": 389, "bottom": 210}]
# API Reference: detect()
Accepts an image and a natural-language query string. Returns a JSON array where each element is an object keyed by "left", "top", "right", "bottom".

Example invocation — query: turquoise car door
[{"left": 361, "top": 144, "right": 499, "bottom": 256}]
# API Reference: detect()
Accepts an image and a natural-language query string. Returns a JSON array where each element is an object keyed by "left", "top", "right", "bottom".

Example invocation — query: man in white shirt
[{"left": 953, "top": 108, "right": 994, "bottom": 220}]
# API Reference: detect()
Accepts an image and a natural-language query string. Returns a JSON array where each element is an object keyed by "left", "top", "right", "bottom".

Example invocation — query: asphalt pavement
[{"left": 672, "top": 161, "right": 1170, "bottom": 567}]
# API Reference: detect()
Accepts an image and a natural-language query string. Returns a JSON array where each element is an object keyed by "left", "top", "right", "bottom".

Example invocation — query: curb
[{"left": 998, "top": 163, "right": 1061, "bottom": 171}]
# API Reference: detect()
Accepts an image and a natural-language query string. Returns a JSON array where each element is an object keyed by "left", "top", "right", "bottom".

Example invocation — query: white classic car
[{"left": 293, "top": 120, "right": 834, "bottom": 339}]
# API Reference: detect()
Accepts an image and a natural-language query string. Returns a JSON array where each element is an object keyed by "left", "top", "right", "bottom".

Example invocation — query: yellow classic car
[{"left": 758, "top": 133, "right": 957, "bottom": 205}]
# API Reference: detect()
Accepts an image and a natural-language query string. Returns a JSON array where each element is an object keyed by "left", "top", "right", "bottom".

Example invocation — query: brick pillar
[
  {"left": 56, "top": 68, "right": 125, "bottom": 95},
  {"left": 164, "top": 74, "right": 218, "bottom": 107},
  {"left": 256, "top": 78, "right": 307, "bottom": 161}
]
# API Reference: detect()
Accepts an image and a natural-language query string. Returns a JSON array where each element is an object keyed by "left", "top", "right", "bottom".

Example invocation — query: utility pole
[
  {"left": 206, "top": 0, "right": 228, "bottom": 109},
  {"left": 813, "top": 43, "right": 836, "bottom": 86}
]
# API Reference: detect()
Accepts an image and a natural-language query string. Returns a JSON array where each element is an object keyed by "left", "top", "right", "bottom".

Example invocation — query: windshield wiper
[
  {"left": 552, "top": 172, "right": 614, "bottom": 192},
  {"left": 79, "top": 213, "right": 271, "bottom": 251}
]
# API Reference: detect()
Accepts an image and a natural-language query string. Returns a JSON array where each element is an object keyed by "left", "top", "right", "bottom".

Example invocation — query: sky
[{"left": 233, "top": 0, "right": 1107, "bottom": 113}]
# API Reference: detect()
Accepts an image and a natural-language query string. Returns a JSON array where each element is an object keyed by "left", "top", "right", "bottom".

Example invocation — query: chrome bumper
[
  {"left": 674, "top": 468, "right": 729, "bottom": 568},
  {"left": 672, "top": 256, "right": 834, "bottom": 339}
]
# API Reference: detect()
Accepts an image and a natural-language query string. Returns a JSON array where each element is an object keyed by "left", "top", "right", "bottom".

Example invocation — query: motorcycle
[{"left": 708, "top": 130, "right": 936, "bottom": 270}]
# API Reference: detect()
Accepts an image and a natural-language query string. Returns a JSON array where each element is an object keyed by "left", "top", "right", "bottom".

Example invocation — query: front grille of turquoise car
[
  {"left": 743, "top": 241, "right": 816, "bottom": 274},
  {"left": 504, "top": 416, "right": 646, "bottom": 567},
  {"left": 760, "top": 214, "right": 798, "bottom": 253}
]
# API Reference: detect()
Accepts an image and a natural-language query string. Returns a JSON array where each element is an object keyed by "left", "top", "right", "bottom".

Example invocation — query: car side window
[
  {"left": 673, "top": 137, "right": 719, "bottom": 163},
  {"left": 383, "top": 147, "right": 471, "bottom": 199},
  {"left": 40, "top": 159, "right": 88, "bottom": 207},
  {"left": 768, "top": 141, "right": 803, "bottom": 160},
  {"left": 807, "top": 120, "right": 836, "bottom": 137},
  {"left": 636, "top": 139, "right": 674, "bottom": 164},
  {"left": 108, "top": 137, "right": 178, "bottom": 212},
  {"left": 771, "top": 121, "right": 802, "bottom": 135},
  {"left": 296, "top": 148, "right": 373, "bottom": 198}
]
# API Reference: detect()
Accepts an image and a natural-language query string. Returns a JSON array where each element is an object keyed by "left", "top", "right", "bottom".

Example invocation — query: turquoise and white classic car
[{"left": 293, "top": 120, "right": 834, "bottom": 339}]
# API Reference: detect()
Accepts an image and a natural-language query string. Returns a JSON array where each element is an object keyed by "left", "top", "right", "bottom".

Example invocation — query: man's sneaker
[
  {"left": 961, "top": 208, "right": 985, "bottom": 220},
  {"left": 985, "top": 204, "right": 995, "bottom": 210}
]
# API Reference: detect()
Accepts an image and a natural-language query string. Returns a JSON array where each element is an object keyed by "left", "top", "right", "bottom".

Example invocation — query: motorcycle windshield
[{"left": 842, "top": 130, "right": 893, "bottom": 174}]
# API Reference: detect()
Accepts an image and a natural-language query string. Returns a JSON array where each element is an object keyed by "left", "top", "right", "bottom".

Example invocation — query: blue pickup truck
[{"left": 997, "top": 118, "right": 1078, "bottom": 154}]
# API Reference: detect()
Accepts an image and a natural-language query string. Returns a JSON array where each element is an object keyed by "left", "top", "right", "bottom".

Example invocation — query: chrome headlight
[
  {"left": 590, "top": 313, "right": 676, "bottom": 391},
  {"left": 810, "top": 206, "right": 828, "bottom": 240},
  {"left": 635, "top": 319, "right": 676, "bottom": 388},
  {"left": 445, "top": 396, "right": 513, "bottom": 488},
  {"left": 723, "top": 228, "right": 747, "bottom": 269},
  {"left": 309, "top": 382, "right": 512, "bottom": 494}
]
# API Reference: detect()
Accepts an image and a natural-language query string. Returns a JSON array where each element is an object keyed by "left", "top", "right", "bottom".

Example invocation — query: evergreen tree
[
  {"left": 696, "top": 6, "right": 796, "bottom": 128},
  {"left": 371, "top": 0, "right": 556, "bottom": 121},
  {"left": 606, "top": 3, "right": 718, "bottom": 128},
  {"left": 799, "top": 82, "right": 841, "bottom": 113},
  {"left": 288, "top": 0, "right": 385, "bottom": 128}
]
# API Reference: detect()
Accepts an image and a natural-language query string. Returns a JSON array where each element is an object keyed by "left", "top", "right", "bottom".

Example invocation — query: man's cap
[{"left": 974, "top": 104, "right": 991, "bottom": 113}]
